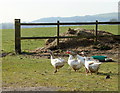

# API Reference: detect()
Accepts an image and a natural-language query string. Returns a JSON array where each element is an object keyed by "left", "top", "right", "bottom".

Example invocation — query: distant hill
[
  {"left": 32, "top": 12, "right": 118, "bottom": 23},
  {"left": 1, "top": 12, "right": 118, "bottom": 29},
  {"left": 0, "top": 23, "right": 14, "bottom": 29}
]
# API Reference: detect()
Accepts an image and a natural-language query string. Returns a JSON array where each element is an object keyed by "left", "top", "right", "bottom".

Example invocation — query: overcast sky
[{"left": 0, "top": 0, "right": 119, "bottom": 23}]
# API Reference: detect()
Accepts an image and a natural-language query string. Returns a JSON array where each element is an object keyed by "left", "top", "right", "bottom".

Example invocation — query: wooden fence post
[
  {"left": 95, "top": 20, "right": 98, "bottom": 43},
  {"left": 15, "top": 19, "right": 21, "bottom": 54},
  {"left": 57, "top": 21, "right": 60, "bottom": 48}
]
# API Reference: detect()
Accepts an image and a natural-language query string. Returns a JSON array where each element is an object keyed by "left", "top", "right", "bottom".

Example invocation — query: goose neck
[
  {"left": 50, "top": 52, "right": 55, "bottom": 59},
  {"left": 68, "top": 54, "right": 73, "bottom": 60}
]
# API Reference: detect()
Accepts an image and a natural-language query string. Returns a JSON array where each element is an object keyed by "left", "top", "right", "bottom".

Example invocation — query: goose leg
[
  {"left": 90, "top": 70, "right": 92, "bottom": 75},
  {"left": 73, "top": 68, "right": 77, "bottom": 72},
  {"left": 96, "top": 71, "right": 99, "bottom": 75},
  {"left": 54, "top": 69, "right": 57, "bottom": 73},
  {"left": 90, "top": 72, "right": 92, "bottom": 75},
  {"left": 85, "top": 68, "right": 89, "bottom": 74},
  {"left": 74, "top": 69, "right": 76, "bottom": 72},
  {"left": 85, "top": 68, "right": 89, "bottom": 76},
  {"left": 96, "top": 68, "right": 99, "bottom": 74}
]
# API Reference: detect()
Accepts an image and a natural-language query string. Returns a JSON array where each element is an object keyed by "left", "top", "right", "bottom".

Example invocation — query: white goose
[
  {"left": 84, "top": 57, "right": 102, "bottom": 74},
  {"left": 49, "top": 51, "right": 65, "bottom": 73},
  {"left": 76, "top": 52, "right": 102, "bottom": 74},
  {"left": 66, "top": 51, "right": 83, "bottom": 72}
]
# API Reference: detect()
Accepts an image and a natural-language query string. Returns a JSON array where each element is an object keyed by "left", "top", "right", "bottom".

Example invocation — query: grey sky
[{"left": 0, "top": 0, "right": 119, "bottom": 23}]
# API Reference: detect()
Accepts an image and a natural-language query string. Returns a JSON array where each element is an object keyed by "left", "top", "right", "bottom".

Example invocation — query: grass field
[
  {"left": 2, "top": 25, "right": 119, "bottom": 91},
  {"left": 2, "top": 55, "right": 118, "bottom": 91}
]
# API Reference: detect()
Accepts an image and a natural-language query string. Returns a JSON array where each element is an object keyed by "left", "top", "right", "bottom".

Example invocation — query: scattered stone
[
  {"left": 106, "top": 75, "right": 110, "bottom": 79},
  {"left": 0, "top": 53, "right": 9, "bottom": 57},
  {"left": 45, "top": 38, "right": 55, "bottom": 45},
  {"left": 67, "top": 28, "right": 77, "bottom": 34}
]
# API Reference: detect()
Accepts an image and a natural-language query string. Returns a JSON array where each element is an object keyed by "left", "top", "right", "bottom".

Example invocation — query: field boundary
[{"left": 15, "top": 19, "right": 120, "bottom": 54}]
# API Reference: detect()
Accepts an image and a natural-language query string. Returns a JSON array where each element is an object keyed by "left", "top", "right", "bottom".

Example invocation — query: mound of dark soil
[
  {"left": 30, "top": 27, "right": 119, "bottom": 58},
  {"left": 44, "top": 28, "right": 119, "bottom": 50}
]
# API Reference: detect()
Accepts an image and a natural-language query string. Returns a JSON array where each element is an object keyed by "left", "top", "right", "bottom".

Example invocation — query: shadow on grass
[
  {"left": 21, "top": 51, "right": 37, "bottom": 55},
  {"left": 97, "top": 72, "right": 119, "bottom": 76}
]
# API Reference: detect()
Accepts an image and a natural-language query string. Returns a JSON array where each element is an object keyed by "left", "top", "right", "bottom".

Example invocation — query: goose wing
[{"left": 88, "top": 62, "right": 101, "bottom": 72}]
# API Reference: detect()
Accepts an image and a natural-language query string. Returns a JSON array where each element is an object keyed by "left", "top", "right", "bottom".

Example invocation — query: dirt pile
[
  {"left": 44, "top": 28, "right": 119, "bottom": 50},
  {"left": 30, "top": 27, "right": 119, "bottom": 58}
]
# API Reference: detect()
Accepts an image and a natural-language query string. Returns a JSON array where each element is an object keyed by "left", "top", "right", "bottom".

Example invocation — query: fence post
[
  {"left": 57, "top": 21, "right": 60, "bottom": 48},
  {"left": 15, "top": 19, "right": 21, "bottom": 54},
  {"left": 95, "top": 20, "right": 98, "bottom": 43}
]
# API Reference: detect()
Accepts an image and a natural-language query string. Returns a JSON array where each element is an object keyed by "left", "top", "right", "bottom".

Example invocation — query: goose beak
[{"left": 66, "top": 51, "right": 71, "bottom": 54}]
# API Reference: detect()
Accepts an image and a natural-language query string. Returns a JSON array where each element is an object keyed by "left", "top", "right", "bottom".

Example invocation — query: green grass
[
  {"left": 2, "top": 25, "right": 119, "bottom": 91},
  {"left": 2, "top": 55, "right": 118, "bottom": 91}
]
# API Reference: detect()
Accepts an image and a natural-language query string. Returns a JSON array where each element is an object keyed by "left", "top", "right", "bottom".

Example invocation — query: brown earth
[
  {"left": 2, "top": 27, "right": 119, "bottom": 60},
  {"left": 29, "top": 27, "right": 119, "bottom": 60}
]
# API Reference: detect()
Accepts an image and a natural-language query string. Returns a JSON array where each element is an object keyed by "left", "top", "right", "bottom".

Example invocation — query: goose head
[
  {"left": 66, "top": 50, "right": 76, "bottom": 55},
  {"left": 66, "top": 50, "right": 77, "bottom": 59},
  {"left": 78, "top": 51, "right": 89, "bottom": 57},
  {"left": 47, "top": 50, "right": 53, "bottom": 54},
  {"left": 47, "top": 50, "right": 55, "bottom": 59}
]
